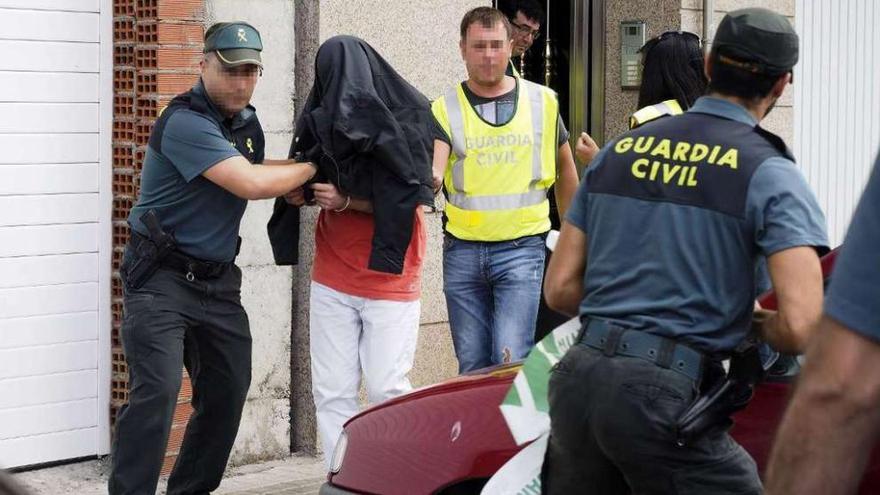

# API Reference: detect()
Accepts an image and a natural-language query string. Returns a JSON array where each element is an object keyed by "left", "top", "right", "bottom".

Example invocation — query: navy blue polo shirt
[
  {"left": 566, "top": 96, "right": 828, "bottom": 353},
  {"left": 129, "top": 83, "right": 262, "bottom": 262},
  {"left": 825, "top": 152, "right": 880, "bottom": 340}
]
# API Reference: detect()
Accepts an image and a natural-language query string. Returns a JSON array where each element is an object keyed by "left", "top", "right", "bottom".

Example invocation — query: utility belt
[
  {"left": 579, "top": 317, "right": 769, "bottom": 446},
  {"left": 579, "top": 318, "right": 705, "bottom": 382},
  {"left": 129, "top": 232, "right": 230, "bottom": 281},
  {"left": 121, "top": 209, "right": 232, "bottom": 289}
]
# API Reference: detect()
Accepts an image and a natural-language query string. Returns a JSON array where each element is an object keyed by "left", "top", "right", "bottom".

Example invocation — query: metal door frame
[
  {"left": 570, "top": 0, "right": 606, "bottom": 147},
  {"left": 489, "top": 0, "right": 607, "bottom": 151}
]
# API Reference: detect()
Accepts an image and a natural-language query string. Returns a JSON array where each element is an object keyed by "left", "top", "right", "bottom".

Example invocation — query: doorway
[
  {"left": 494, "top": 0, "right": 605, "bottom": 144},
  {"left": 494, "top": 0, "right": 606, "bottom": 341}
]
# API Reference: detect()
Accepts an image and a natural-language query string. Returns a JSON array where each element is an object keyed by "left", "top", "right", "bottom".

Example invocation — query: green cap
[
  {"left": 204, "top": 21, "right": 263, "bottom": 67},
  {"left": 712, "top": 8, "right": 798, "bottom": 74}
]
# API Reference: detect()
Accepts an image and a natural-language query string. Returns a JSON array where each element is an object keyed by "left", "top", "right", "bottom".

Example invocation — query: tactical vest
[
  {"left": 432, "top": 80, "right": 559, "bottom": 241},
  {"left": 150, "top": 83, "right": 265, "bottom": 164},
  {"left": 629, "top": 99, "right": 684, "bottom": 129},
  {"left": 591, "top": 111, "right": 794, "bottom": 219}
]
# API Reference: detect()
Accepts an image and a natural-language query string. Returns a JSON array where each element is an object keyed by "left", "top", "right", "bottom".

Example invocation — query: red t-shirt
[{"left": 312, "top": 207, "right": 426, "bottom": 302}]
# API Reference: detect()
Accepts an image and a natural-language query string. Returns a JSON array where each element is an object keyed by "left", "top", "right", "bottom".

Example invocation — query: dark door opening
[
  {"left": 494, "top": 0, "right": 603, "bottom": 144},
  {"left": 494, "top": 0, "right": 603, "bottom": 341},
  {"left": 505, "top": 1, "right": 573, "bottom": 128}
]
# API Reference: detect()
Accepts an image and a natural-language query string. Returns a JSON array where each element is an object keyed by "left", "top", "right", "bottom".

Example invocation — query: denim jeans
[{"left": 442, "top": 234, "right": 546, "bottom": 373}]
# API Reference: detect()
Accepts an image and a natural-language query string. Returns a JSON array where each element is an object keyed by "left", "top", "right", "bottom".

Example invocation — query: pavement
[{"left": 10, "top": 454, "right": 327, "bottom": 495}]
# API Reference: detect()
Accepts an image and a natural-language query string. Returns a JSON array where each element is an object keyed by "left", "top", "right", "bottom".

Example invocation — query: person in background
[
  {"left": 575, "top": 30, "right": 708, "bottom": 166},
  {"left": 499, "top": 0, "right": 545, "bottom": 77}
]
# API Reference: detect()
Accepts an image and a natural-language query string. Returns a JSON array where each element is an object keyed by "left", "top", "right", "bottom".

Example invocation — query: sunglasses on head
[{"left": 639, "top": 30, "right": 702, "bottom": 54}]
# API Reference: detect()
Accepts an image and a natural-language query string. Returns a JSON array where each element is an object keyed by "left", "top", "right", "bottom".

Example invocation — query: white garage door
[
  {"left": 795, "top": 0, "right": 880, "bottom": 246},
  {"left": 0, "top": 0, "right": 112, "bottom": 468}
]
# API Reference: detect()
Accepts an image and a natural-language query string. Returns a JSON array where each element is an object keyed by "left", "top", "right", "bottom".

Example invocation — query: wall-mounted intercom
[{"left": 621, "top": 21, "right": 646, "bottom": 89}]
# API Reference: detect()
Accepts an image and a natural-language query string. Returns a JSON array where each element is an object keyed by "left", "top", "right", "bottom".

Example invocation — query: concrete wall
[
  {"left": 204, "top": 0, "right": 297, "bottom": 466},
  {"left": 600, "top": 0, "right": 796, "bottom": 144},
  {"left": 680, "top": 0, "right": 796, "bottom": 144},
  {"left": 603, "top": 0, "right": 683, "bottom": 140}
]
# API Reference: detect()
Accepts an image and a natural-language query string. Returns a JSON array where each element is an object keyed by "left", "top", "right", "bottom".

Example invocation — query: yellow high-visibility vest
[
  {"left": 432, "top": 79, "right": 559, "bottom": 241},
  {"left": 629, "top": 99, "right": 684, "bottom": 129}
]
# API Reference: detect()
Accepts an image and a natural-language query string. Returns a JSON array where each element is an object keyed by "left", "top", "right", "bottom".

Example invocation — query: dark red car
[{"left": 321, "top": 250, "right": 869, "bottom": 494}]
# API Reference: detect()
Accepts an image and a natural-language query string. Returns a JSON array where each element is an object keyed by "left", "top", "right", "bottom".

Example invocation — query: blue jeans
[{"left": 443, "top": 234, "right": 546, "bottom": 373}]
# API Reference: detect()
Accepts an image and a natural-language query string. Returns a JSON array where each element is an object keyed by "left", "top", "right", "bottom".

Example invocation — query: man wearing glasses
[
  {"left": 500, "top": 0, "right": 543, "bottom": 77},
  {"left": 109, "top": 22, "right": 317, "bottom": 495}
]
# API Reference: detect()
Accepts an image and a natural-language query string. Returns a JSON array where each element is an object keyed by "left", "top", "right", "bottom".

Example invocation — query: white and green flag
[
  {"left": 482, "top": 317, "right": 581, "bottom": 494},
  {"left": 479, "top": 431, "right": 548, "bottom": 495}
]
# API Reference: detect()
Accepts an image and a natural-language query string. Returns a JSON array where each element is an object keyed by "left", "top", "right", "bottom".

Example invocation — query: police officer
[
  {"left": 765, "top": 151, "right": 880, "bottom": 494},
  {"left": 543, "top": 8, "right": 828, "bottom": 493},
  {"left": 109, "top": 22, "right": 317, "bottom": 495}
]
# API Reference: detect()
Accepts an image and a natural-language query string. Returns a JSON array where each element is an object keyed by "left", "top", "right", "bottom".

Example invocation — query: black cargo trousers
[
  {"left": 109, "top": 246, "right": 252, "bottom": 495},
  {"left": 544, "top": 342, "right": 762, "bottom": 494}
]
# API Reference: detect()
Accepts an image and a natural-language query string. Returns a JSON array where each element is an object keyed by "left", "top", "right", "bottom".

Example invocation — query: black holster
[
  {"left": 675, "top": 335, "right": 767, "bottom": 446},
  {"left": 122, "top": 209, "right": 177, "bottom": 290}
]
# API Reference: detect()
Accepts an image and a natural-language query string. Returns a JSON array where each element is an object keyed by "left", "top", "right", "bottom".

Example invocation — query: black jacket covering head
[{"left": 268, "top": 35, "right": 434, "bottom": 274}]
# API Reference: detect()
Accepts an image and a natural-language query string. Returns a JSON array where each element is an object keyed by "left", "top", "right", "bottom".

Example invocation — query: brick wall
[{"left": 111, "top": 0, "right": 206, "bottom": 476}]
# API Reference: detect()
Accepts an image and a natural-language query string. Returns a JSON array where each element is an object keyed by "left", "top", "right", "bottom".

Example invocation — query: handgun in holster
[
  {"left": 123, "top": 209, "right": 177, "bottom": 290},
  {"left": 675, "top": 331, "right": 771, "bottom": 446}
]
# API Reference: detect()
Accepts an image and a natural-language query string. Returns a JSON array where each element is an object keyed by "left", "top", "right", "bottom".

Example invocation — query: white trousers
[{"left": 309, "top": 281, "right": 420, "bottom": 468}]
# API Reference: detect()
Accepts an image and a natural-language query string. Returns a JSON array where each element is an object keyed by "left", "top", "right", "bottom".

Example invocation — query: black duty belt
[
  {"left": 130, "top": 232, "right": 229, "bottom": 281},
  {"left": 580, "top": 319, "right": 705, "bottom": 382}
]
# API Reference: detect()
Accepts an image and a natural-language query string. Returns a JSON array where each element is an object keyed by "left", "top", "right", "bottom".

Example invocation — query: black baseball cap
[
  {"left": 204, "top": 21, "right": 263, "bottom": 67},
  {"left": 712, "top": 8, "right": 798, "bottom": 75}
]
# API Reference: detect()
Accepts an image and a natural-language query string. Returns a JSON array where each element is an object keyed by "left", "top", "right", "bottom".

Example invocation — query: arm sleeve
[
  {"left": 557, "top": 115, "right": 570, "bottom": 146},
  {"left": 161, "top": 110, "right": 242, "bottom": 182},
  {"left": 746, "top": 157, "right": 829, "bottom": 257},
  {"left": 253, "top": 120, "right": 266, "bottom": 164},
  {"left": 825, "top": 153, "right": 880, "bottom": 341},
  {"left": 432, "top": 114, "right": 451, "bottom": 145},
  {"left": 564, "top": 148, "right": 611, "bottom": 233}
]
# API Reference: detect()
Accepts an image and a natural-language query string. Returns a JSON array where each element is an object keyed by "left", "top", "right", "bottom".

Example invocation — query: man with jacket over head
[{"left": 282, "top": 35, "right": 434, "bottom": 468}]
